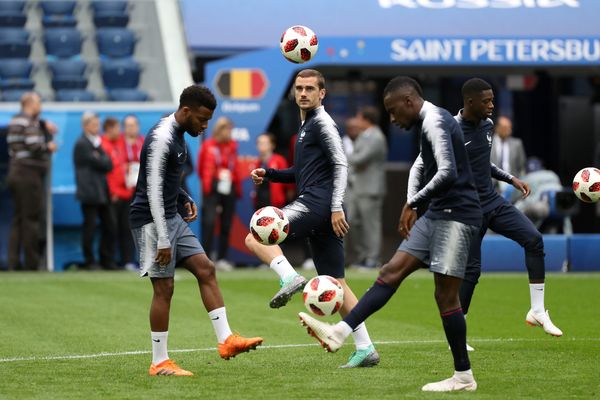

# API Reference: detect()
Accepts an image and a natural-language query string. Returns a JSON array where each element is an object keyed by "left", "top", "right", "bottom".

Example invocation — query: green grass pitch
[{"left": 0, "top": 270, "right": 598, "bottom": 399}]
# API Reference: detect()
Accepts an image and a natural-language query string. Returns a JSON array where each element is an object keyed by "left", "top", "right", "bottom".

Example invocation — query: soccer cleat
[
  {"left": 422, "top": 372, "right": 477, "bottom": 392},
  {"left": 298, "top": 312, "right": 345, "bottom": 352},
  {"left": 526, "top": 309, "right": 563, "bottom": 337},
  {"left": 339, "top": 344, "right": 380, "bottom": 368},
  {"left": 149, "top": 359, "right": 193, "bottom": 376},
  {"left": 269, "top": 274, "right": 307, "bottom": 309},
  {"left": 218, "top": 334, "right": 263, "bottom": 360}
]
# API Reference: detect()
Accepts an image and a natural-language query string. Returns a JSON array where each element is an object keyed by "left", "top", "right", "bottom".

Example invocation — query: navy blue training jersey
[
  {"left": 130, "top": 113, "right": 193, "bottom": 249},
  {"left": 455, "top": 110, "right": 513, "bottom": 214},
  {"left": 265, "top": 106, "right": 347, "bottom": 218},
  {"left": 407, "top": 101, "right": 482, "bottom": 226}
]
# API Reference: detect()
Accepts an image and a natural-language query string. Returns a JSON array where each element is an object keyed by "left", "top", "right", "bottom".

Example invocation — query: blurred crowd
[{"left": 1, "top": 92, "right": 578, "bottom": 272}]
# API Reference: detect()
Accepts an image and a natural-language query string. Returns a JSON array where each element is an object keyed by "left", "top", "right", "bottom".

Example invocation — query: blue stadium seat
[
  {"left": 0, "top": 12, "right": 26, "bottom": 27},
  {"left": 40, "top": 1, "right": 76, "bottom": 15},
  {"left": 101, "top": 58, "right": 140, "bottom": 88},
  {"left": 0, "top": 78, "right": 34, "bottom": 90},
  {"left": 93, "top": 11, "right": 129, "bottom": 27},
  {"left": 44, "top": 28, "right": 82, "bottom": 58},
  {"left": 48, "top": 59, "right": 86, "bottom": 77},
  {"left": 0, "top": 28, "right": 30, "bottom": 58},
  {"left": 0, "top": 89, "right": 29, "bottom": 102},
  {"left": 91, "top": 1, "right": 128, "bottom": 13},
  {"left": 0, "top": 58, "right": 32, "bottom": 78},
  {"left": 0, "top": 1, "right": 26, "bottom": 12},
  {"left": 107, "top": 88, "right": 148, "bottom": 101},
  {"left": 42, "top": 15, "right": 77, "bottom": 27},
  {"left": 55, "top": 89, "right": 96, "bottom": 102},
  {"left": 96, "top": 28, "right": 136, "bottom": 58}
]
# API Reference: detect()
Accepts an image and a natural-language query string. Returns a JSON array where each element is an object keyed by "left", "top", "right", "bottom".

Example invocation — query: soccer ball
[
  {"left": 279, "top": 25, "right": 318, "bottom": 64},
  {"left": 303, "top": 275, "right": 344, "bottom": 316},
  {"left": 573, "top": 167, "right": 600, "bottom": 203},
  {"left": 249, "top": 206, "right": 289, "bottom": 245}
]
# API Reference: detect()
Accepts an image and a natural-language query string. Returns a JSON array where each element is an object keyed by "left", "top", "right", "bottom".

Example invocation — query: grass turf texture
[{"left": 0, "top": 270, "right": 598, "bottom": 399}]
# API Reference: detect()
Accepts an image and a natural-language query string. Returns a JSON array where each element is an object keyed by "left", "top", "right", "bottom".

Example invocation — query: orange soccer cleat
[
  {"left": 149, "top": 359, "right": 194, "bottom": 376},
  {"left": 218, "top": 334, "right": 263, "bottom": 360}
]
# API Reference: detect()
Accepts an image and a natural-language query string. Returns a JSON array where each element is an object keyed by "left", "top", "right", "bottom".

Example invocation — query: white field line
[{"left": 0, "top": 337, "right": 598, "bottom": 364}]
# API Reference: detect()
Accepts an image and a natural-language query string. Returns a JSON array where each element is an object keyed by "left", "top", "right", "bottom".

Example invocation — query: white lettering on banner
[
  {"left": 390, "top": 38, "right": 600, "bottom": 63},
  {"left": 221, "top": 101, "right": 261, "bottom": 113},
  {"left": 378, "top": 0, "right": 579, "bottom": 8},
  {"left": 390, "top": 39, "right": 465, "bottom": 61},
  {"left": 231, "top": 127, "right": 250, "bottom": 142}
]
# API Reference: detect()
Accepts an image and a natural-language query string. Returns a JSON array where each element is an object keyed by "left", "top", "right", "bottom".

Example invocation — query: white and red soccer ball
[
  {"left": 249, "top": 206, "right": 289, "bottom": 245},
  {"left": 572, "top": 167, "right": 600, "bottom": 203},
  {"left": 303, "top": 275, "right": 344, "bottom": 316},
  {"left": 279, "top": 25, "right": 318, "bottom": 64}
]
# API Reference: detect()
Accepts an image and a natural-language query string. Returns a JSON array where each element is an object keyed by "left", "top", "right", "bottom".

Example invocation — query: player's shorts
[
  {"left": 131, "top": 214, "right": 204, "bottom": 278},
  {"left": 283, "top": 200, "right": 345, "bottom": 279},
  {"left": 398, "top": 216, "right": 478, "bottom": 279}
]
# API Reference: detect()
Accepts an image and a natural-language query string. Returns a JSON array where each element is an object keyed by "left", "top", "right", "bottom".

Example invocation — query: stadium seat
[
  {"left": 0, "top": 28, "right": 31, "bottom": 58},
  {"left": 101, "top": 58, "right": 140, "bottom": 88},
  {"left": 0, "top": 1, "right": 26, "bottom": 27},
  {"left": 0, "top": 58, "right": 32, "bottom": 79},
  {"left": 43, "top": 28, "right": 82, "bottom": 58},
  {"left": 0, "top": 89, "right": 29, "bottom": 102},
  {"left": 40, "top": 1, "right": 76, "bottom": 15},
  {"left": 48, "top": 58, "right": 86, "bottom": 77},
  {"left": 0, "top": 1, "right": 26, "bottom": 12},
  {"left": 55, "top": 89, "right": 96, "bottom": 102},
  {"left": 0, "top": 78, "right": 34, "bottom": 90},
  {"left": 107, "top": 88, "right": 148, "bottom": 101},
  {"left": 96, "top": 28, "right": 136, "bottom": 58},
  {"left": 93, "top": 11, "right": 129, "bottom": 27},
  {"left": 91, "top": 1, "right": 128, "bottom": 13}
]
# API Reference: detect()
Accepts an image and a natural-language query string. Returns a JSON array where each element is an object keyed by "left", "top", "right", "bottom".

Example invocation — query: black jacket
[{"left": 73, "top": 134, "right": 113, "bottom": 205}]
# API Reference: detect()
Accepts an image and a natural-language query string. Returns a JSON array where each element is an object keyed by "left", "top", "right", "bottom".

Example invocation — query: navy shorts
[
  {"left": 398, "top": 216, "right": 478, "bottom": 279},
  {"left": 283, "top": 200, "right": 345, "bottom": 279}
]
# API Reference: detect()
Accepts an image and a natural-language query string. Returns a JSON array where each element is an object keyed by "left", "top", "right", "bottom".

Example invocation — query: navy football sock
[
  {"left": 525, "top": 254, "right": 545, "bottom": 281},
  {"left": 343, "top": 278, "right": 396, "bottom": 329},
  {"left": 458, "top": 280, "right": 476, "bottom": 315},
  {"left": 441, "top": 307, "right": 471, "bottom": 372}
]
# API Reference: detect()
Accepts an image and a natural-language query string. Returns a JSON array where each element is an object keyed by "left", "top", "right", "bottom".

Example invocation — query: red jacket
[
  {"left": 254, "top": 153, "right": 290, "bottom": 208},
  {"left": 101, "top": 134, "right": 144, "bottom": 201},
  {"left": 198, "top": 138, "right": 241, "bottom": 197}
]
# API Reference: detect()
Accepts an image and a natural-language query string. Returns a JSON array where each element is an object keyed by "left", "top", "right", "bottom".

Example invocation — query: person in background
[
  {"left": 6, "top": 92, "right": 57, "bottom": 271},
  {"left": 73, "top": 111, "right": 115, "bottom": 270},
  {"left": 347, "top": 107, "right": 388, "bottom": 269},
  {"left": 198, "top": 116, "right": 241, "bottom": 272},
  {"left": 253, "top": 133, "right": 290, "bottom": 210},
  {"left": 490, "top": 116, "right": 527, "bottom": 192},
  {"left": 343, "top": 117, "right": 362, "bottom": 267}
]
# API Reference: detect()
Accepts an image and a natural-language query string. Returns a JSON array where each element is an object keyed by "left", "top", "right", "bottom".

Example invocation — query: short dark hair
[
  {"left": 383, "top": 76, "right": 423, "bottom": 98},
  {"left": 179, "top": 85, "right": 217, "bottom": 111},
  {"left": 461, "top": 78, "right": 492, "bottom": 99},
  {"left": 295, "top": 69, "right": 325, "bottom": 89},
  {"left": 103, "top": 117, "right": 119, "bottom": 132},
  {"left": 358, "top": 106, "right": 380, "bottom": 125}
]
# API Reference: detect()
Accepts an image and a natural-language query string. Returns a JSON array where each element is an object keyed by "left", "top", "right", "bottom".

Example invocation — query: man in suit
[
  {"left": 73, "top": 111, "right": 115, "bottom": 270},
  {"left": 347, "top": 106, "right": 388, "bottom": 269},
  {"left": 490, "top": 116, "right": 526, "bottom": 192}
]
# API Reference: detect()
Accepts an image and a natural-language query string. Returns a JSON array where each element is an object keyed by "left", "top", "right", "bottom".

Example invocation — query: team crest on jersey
[
  {"left": 486, "top": 131, "right": 492, "bottom": 147},
  {"left": 298, "top": 130, "right": 306, "bottom": 143}
]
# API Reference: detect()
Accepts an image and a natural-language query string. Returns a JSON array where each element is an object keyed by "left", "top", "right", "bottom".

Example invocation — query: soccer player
[
  {"left": 299, "top": 76, "right": 482, "bottom": 392},
  {"left": 129, "top": 85, "right": 263, "bottom": 376},
  {"left": 456, "top": 78, "right": 562, "bottom": 341},
  {"left": 245, "top": 69, "right": 379, "bottom": 368}
]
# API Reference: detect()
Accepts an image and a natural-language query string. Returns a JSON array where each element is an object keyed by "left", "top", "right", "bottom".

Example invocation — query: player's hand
[
  {"left": 398, "top": 203, "right": 417, "bottom": 239},
  {"left": 511, "top": 177, "right": 531, "bottom": 198},
  {"left": 183, "top": 201, "right": 197, "bottom": 222},
  {"left": 155, "top": 248, "right": 171, "bottom": 267},
  {"left": 251, "top": 168, "right": 266, "bottom": 185},
  {"left": 47, "top": 141, "right": 58, "bottom": 153},
  {"left": 331, "top": 210, "right": 349, "bottom": 238}
]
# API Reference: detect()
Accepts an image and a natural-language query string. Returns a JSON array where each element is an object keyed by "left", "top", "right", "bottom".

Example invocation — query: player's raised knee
[{"left": 245, "top": 232, "right": 259, "bottom": 250}]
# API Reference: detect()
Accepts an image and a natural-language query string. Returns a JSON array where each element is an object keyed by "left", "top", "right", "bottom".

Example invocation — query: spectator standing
[
  {"left": 198, "top": 117, "right": 241, "bottom": 271},
  {"left": 253, "top": 133, "right": 290, "bottom": 210},
  {"left": 73, "top": 112, "right": 115, "bottom": 270},
  {"left": 491, "top": 116, "right": 526, "bottom": 192},
  {"left": 6, "top": 92, "right": 57, "bottom": 271},
  {"left": 347, "top": 107, "right": 388, "bottom": 269}
]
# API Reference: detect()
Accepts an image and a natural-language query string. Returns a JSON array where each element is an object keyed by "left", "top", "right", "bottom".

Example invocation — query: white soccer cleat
[
  {"left": 526, "top": 309, "right": 563, "bottom": 337},
  {"left": 422, "top": 371, "right": 477, "bottom": 392},
  {"left": 298, "top": 312, "right": 345, "bottom": 352}
]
